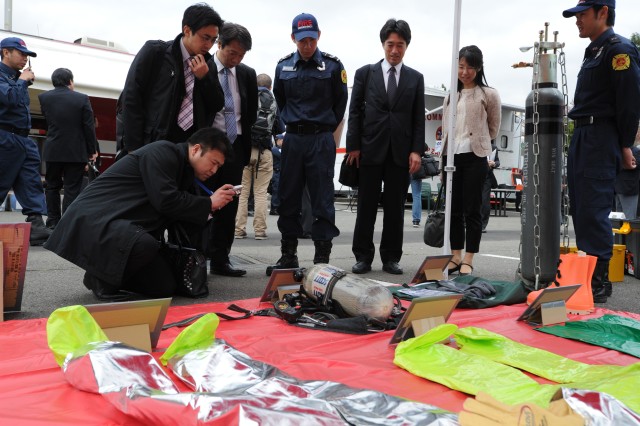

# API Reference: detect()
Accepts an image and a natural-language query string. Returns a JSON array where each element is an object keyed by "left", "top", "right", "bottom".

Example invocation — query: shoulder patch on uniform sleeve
[
  {"left": 341, "top": 69, "right": 347, "bottom": 84},
  {"left": 612, "top": 53, "right": 631, "bottom": 71},
  {"left": 321, "top": 52, "right": 340, "bottom": 62},
  {"left": 278, "top": 52, "right": 294, "bottom": 63}
]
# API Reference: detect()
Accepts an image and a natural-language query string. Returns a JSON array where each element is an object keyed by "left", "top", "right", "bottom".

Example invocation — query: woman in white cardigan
[{"left": 442, "top": 45, "right": 501, "bottom": 276}]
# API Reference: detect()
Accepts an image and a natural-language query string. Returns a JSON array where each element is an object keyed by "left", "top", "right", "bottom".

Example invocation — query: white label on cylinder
[{"left": 311, "top": 269, "right": 334, "bottom": 299}]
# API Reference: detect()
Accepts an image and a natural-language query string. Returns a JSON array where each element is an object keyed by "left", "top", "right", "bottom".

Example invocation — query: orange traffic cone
[{"left": 526, "top": 252, "right": 596, "bottom": 314}]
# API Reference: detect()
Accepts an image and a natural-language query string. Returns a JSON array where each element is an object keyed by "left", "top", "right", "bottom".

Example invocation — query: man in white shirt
[{"left": 205, "top": 23, "right": 258, "bottom": 277}]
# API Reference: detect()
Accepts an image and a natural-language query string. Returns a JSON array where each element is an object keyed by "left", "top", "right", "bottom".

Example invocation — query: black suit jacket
[
  {"left": 207, "top": 58, "right": 258, "bottom": 166},
  {"left": 119, "top": 34, "right": 224, "bottom": 151},
  {"left": 346, "top": 60, "right": 425, "bottom": 166},
  {"left": 44, "top": 142, "right": 211, "bottom": 285},
  {"left": 39, "top": 87, "right": 97, "bottom": 163},
  {"left": 233, "top": 63, "right": 258, "bottom": 166},
  {"left": 204, "top": 60, "right": 258, "bottom": 263}
]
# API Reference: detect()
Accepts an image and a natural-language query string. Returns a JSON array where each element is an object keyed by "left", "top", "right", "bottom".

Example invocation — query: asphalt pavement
[{"left": 2, "top": 200, "right": 639, "bottom": 320}]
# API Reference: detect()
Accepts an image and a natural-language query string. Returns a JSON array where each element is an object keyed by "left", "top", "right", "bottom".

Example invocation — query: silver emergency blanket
[
  {"left": 62, "top": 341, "right": 178, "bottom": 394},
  {"left": 563, "top": 388, "right": 640, "bottom": 426},
  {"left": 62, "top": 339, "right": 458, "bottom": 425}
]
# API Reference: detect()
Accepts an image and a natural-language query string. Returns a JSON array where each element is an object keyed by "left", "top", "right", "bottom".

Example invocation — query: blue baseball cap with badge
[
  {"left": 291, "top": 13, "right": 319, "bottom": 41},
  {"left": 563, "top": 0, "right": 615, "bottom": 17},
  {"left": 0, "top": 37, "right": 37, "bottom": 57}
]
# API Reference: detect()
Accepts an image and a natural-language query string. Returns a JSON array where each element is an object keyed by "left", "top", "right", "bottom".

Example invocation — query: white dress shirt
[{"left": 212, "top": 52, "right": 242, "bottom": 135}]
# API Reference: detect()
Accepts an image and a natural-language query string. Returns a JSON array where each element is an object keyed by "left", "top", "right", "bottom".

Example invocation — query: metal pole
[
  {"left": 443, "top": 0, "right": 462, "bottom": 265},
  {"left": 4, "top": 0, "right": 12, "bottom": 31}
]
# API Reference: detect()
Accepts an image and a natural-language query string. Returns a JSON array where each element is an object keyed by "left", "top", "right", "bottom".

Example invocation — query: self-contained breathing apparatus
[
  {"left": 272, "top": 265, "right": 404, "bottom": 333},
  {"left": 162, "top": 264, "right": 405, "bottom": 334}
]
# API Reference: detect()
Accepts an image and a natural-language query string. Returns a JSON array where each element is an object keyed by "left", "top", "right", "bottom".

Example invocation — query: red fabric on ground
[{"left": 0, "top": 300, "right": 637, "bottom": 424}]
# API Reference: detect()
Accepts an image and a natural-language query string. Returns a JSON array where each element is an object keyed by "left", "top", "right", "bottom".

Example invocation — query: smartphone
[{"left": 233, "top": 185, "right": 242, "bottom": 195}]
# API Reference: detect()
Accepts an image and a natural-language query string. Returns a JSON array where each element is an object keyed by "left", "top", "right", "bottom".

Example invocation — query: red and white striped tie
[{"left": 177, "top": 57, "right": 194, "bottom": 131}]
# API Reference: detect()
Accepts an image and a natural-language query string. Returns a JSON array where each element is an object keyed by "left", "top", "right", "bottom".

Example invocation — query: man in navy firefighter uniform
[
  {"left": 266, "top": 13, "right": 348, "bottom": 275},
  {"left": 563, "top": 0, "right": 640, "bottom": 303},
  {"left": 0, "top": 37, "right": 52, "bottom": 245}
]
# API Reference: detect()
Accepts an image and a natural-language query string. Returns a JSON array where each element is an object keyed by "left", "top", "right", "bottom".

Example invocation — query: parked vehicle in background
[
  {"left": 334, "top": 86, "right": 525, "bottom": 196},
  {"left": 1, "top": 30, "right": 134, "bottom": 173}
]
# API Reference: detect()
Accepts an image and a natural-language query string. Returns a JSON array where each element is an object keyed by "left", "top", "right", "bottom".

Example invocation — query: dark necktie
[
  {"left": 222, "top": 68, "right": 237, "bottom": 143},
  {"left": 177, "top": 57, "right": 194, "bottom": 130},
  {"left": 387, "top": 66, "right": 397, "bottom": 104}
]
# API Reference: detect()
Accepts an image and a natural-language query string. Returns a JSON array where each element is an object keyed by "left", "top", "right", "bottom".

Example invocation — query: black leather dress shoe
[
  {"left": 83, "top": 273, "right": 133, "bottom": 302},
  {"left": 352, "top": 261, "right": 372, "bottom": 274},
  {"left": 211, "top": 262, "right": 246, "bottom": 277},
  {"left": 382, "top": 261, "right": 403, "bottom": 275}
]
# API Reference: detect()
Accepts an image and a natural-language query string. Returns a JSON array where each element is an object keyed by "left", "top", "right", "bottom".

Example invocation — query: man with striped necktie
[{"left": 117, "top": 3, "right": 224, "bottom": 152}]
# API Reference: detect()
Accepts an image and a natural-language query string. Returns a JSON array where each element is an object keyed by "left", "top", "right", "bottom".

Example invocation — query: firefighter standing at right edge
[{"left": 563, "top": 0, "right": 640, "bottom": 303}]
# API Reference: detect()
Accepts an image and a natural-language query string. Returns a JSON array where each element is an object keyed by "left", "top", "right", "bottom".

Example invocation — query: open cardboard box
[
  {"left": 1, "top": 223, "right": 30, "bottom": 313},
  {"left": 260, "top": 269, "right": 300, "bottom": 302},
  {"left": 389, "top": 294, "right": 463, "bottom": 344},
  {"left": 84, "top": 298, "right": 171, "bottom": 352},
  {"left": 410, "top": 254, "right": 453, "bottom": 284},
  {"left": 517, "top": 285, "right": 581, "bottom": 326}
]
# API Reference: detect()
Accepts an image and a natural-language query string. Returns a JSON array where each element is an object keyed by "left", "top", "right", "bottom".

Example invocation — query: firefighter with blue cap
[
  {"left": 563, "top": 0, "right": 640, "bottom": 302},
  {"left": 267, "top": 12, "right": 348, "bottom": 275},
  {"left": 0, "top": 37, "right": 52, "bottom": 245}
]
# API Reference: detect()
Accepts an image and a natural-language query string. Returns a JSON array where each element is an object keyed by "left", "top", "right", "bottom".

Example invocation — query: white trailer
[
  {"left": 0, "top": 29, "right": 134, "bottom": 171},
  {"left": 334, "top": 87, "right": 525, "bottom": 195}
]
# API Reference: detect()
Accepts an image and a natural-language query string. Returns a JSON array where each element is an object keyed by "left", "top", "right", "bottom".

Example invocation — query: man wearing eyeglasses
[{"left": 118, "top": 3, "right": 224, "bottom": 153}]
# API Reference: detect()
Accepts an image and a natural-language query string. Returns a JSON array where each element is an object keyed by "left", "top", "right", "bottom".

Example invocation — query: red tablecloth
[{"left": 0, "top": 300, "right": 637, "bottom": 425}]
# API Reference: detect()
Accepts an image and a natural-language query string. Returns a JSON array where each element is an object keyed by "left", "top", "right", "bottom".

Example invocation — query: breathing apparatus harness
[{"left": 163, "top": 268, "right": 405, "bottom": 334}]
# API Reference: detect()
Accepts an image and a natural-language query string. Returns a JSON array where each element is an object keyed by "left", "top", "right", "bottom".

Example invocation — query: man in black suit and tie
[
  {"left": 346, "top": 19, "right": 425, "bottom": 275},
  {"left": 39, "top": 68, "right": 98, "bottom": 229},
  {"left": 206, "top": 22, "right": 258, "bottom": 277}
]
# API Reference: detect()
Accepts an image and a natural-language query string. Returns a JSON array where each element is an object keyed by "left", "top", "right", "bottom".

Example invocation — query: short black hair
[
  {"left": 51, "top": 68, "right": 73, "bottom": 87},
  {"left": 379, "top": 19, "right": 412, "bottom": 45},
  {"left": 593, "top": 5, "right": 615, "bottom": 26},
  {"left": 0, "top": 47, "right": 14, "bottom": 59},
  {"left": 182, "top": 3, "right": 223, "bottom": 34},
  {"left": 218, "top": 22, "right": 252, "bottom": 51},
  {"left": 187, "top": 127, "right": 233, "bottom": 161}
]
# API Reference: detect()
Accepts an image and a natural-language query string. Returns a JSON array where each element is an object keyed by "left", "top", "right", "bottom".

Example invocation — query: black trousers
[
  {"left": 481, "top": 173, "right": 493, "bottom": 229},
  {"left": 352, "top": 154, "right": 409, "bottom": 264},
  {"left": 45, "top": 161, "right": 85, "bottom": 222},
  {"left": 205, "top": 135, "right": 246, "bottom": 265},
  {"left": 444, "top": 152, "right": 487, "bottom": 253},
  {"left": 117, "top": 232, "right": 177, "bottom": 297}
]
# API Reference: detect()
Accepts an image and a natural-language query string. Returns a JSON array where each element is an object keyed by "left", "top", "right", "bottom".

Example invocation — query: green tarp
[{"left": 537, "top": 314, "right": 640, "bottom": 358}]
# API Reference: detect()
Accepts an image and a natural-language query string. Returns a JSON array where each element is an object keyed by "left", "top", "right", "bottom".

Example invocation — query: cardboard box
[{"left": 1, "top": 223, "right": 30, "bottom": 313}]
